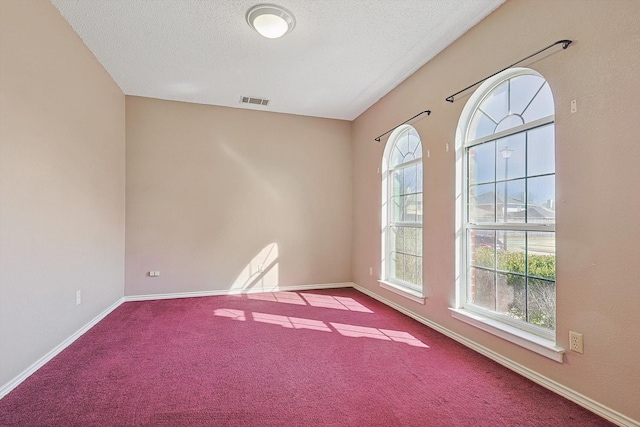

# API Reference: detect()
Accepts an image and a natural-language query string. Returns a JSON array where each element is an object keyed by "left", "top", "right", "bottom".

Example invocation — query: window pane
[
  {"left": 393, "top": 226, "right": 404, "bottom": 252},
  {"left": 496, "top": 178, "right": 525, "bottom": 223},
  {"left": 468, "top": 140, "right": 495, "bottom": 185},
  {"left": 404, "top": 227, "right": 417, "bottom": 255},
  {"left": 497, "top": 231, "right": 526, "bottom": 273},
  {"left": 403, "top": 152, "right": 416, "bottom": 163},
  {"left": 395, "top": 134, "right": 410, "bottom": 158},
  {"left": 393, "top": 252, "right": 404, "bottom": 282},
  {"left": 391, "top": 146, "right": 404, "bottom": 168},
  {"left": 469, "top": 230, "right": 496, "bottom": 269},
  {"left": 527, "top": 175, "right": 555, "bottom": 224},
  {"left": 468, "top": 110, "right": 497, "bottom": 141},
  {"left": 495, "top": 114, "right": 524, "bottom": 134},
  {"left": 510, "top": 75, "right": 545, "bottom": 115},
  {"left": 468, "top": 267, "right": 495, "bottom": 310},
  {"left": 416, "top": 163, "right": 423, "bottom": 192},
  {"left": 527, "top": 124, "right": 555, "bottom": 177},
  {"left": 523, "top": 82, "right": 554, "bottom": 123},
  {"left": 479, "top": 81, "right": 509, "bottom": 123},
  {"left": 468, "top": 183, "right": 495, "bottom": 223},
  {"left": 397, "top": 195, "right": 407, "bottom": 221},
  {"left": 407, "top": 130, "right": 420, "bottom": 157},
  {"left": 527, "top": 278, "right": 556, "bottom": 329},
  {"left": 403, "top": 164, "right": 417, "bottom": 194},
  {"left": 412, "top": 143, "right": 422, "bottom": 160},
  {"left": 527, "top": 232, "right": 555, "bottom": 280},
  {"left": 402, "top": 195, "right": 416, "bottom": 222},
  {"left": 405, "top": 255, "right": 417, "bottom": 285},
  {"left": 416, "top": 227, "right": 422, "bottom": 257},
  {"left": 416, "top": 259, "right": 423, "bottom": 287},
  {"left": 392, "top": 169, "right": 403, "bottom": 196},
  {"left": 497, "top": 273, "right": 526, "bottom": 321},
  {"left": 497, "top": 133, "right": 525, "bottom": 181},
  {"left": 415, "top": 193, "right": 423, "bottom": 222},
  {"left": 391, "top": 196, "right": 402, "bottom": 222}
]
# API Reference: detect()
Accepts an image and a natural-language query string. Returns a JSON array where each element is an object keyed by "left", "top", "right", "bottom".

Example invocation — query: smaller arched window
[{"left": 381, "top": 125, "right": 423, "bottom": 298}]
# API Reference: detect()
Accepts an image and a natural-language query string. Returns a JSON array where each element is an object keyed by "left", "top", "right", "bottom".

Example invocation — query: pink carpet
[{"left": 0, "top": 288, "right": 613, "bottom": 426}]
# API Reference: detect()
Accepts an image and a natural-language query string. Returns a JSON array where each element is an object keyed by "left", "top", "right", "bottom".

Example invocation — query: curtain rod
[
  {"left": 374, "top": 110, "right": 431, "bottom": 142},
  {"left": 445, "top": 39, "right": 573, "bottom": 103}
]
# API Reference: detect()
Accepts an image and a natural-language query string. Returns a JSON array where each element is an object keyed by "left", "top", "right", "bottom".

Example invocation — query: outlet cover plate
[{"left": 569, "top": 331, "right": 584, "bottom": 354}]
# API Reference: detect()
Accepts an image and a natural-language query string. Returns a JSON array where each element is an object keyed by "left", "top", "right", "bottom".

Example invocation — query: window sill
[
  {"left": 379, "top": 280, "right": 425, "bottom": 304},
  {"left": 449, "top": 308, "right": 565, "bottom": 363}
]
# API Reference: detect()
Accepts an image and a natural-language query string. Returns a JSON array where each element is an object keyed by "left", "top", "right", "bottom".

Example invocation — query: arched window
[
  {"left": 456, "top": 68, "right": 556, "bottom": 342},
  {"left": 381, "top": 125, "right": 423, "bottom": 300}
]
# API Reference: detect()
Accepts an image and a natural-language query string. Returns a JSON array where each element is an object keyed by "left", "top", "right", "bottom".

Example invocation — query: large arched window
[
  {"left": 381, "top": 125, "right": 423, "bottom": 300},
  {"left": 455, "top": 68, "right": 557, "bottom": 345}
]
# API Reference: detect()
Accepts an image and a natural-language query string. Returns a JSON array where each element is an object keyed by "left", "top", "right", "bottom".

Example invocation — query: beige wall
[
  {"left": 125, "top": 97, "right": 352, "bottom": 296},
  {"left": 0, "top": 0, "right": 125, "bottom": 387},
  {"left": 352, "top": 0, "right": 640, "bottom": 422}
]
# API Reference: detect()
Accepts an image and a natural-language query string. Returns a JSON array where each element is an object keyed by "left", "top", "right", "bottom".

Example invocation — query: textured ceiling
[{"left": 50, "top": 0, "right": 504, "bottom": 120}]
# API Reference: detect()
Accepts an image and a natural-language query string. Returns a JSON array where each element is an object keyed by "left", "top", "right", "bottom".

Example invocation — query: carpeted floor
[{"left": 0, "top": 288, "right": 614, "bottom": 426}]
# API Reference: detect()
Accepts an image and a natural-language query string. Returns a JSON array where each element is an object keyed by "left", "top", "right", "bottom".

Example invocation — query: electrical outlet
[
  {"left": 149, "top": 271, "right": 160, "bottom": 277},
  {"left": 569, "top": 331, "right": 584, "bottom": 354},
  {"left": 570, "top": 99, "right": 577, "bottom": 113},
  {"left": 76, "top": 290, "right": 81, "bottom": 306}
]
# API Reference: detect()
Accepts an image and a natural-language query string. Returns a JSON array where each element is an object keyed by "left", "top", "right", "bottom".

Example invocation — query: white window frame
[
  {"left": 453, "top": 68, "right": 564, "bottom": 361},
  {"left": 380, "top": 125, "right": 425, "bottom": 303}
]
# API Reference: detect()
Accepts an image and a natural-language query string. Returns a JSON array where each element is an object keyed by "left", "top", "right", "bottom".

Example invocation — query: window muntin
[
  {"left": 384, "top": 126, "right": 423, "bottom": 292},
  {"left": 462, "top": 70, "right": 556, "bottom": 338},
  {"left": 468, "top": 75, "right": 554, "bottom": 141},
  {"left": 390, "top": 127, "right": 422, "bottom": 167}
]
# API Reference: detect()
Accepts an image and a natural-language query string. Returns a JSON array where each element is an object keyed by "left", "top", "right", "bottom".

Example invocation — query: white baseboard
[
  {"left": 0, "top": 297, "right": 125, "bottom": 400},
  {"left": 352, "top": 283, "right": 638, "bottom": 427},
  {"left": 124, "top": 282, "right": 354, "bottom": 302}
]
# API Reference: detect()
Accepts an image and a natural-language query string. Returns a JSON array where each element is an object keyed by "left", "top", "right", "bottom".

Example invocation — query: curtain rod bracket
[
  {"left": 445, "top": 39, "right": 573, "bottom": 103},
  {"left": 374, "top": 110, "right": 431, "bottom": 142}
]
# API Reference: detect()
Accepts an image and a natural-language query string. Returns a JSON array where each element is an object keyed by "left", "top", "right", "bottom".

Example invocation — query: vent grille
[{"left": 240, "top": 96, "right": 269, "bottom": 106}]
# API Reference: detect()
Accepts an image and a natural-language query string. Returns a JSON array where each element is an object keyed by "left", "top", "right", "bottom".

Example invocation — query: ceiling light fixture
[{"left": 246, "top": 4, "right": 295, "bottom": 39}]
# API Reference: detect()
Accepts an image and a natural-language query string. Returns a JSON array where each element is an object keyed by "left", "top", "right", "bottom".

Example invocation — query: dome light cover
[{"left": 246, "top": 4, "right": 296, "bottom": 39}]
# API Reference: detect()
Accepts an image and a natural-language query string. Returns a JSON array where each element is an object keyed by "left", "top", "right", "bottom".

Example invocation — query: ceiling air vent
[{"left": 240, "top": 96, "right": 269, "bottom": 106}]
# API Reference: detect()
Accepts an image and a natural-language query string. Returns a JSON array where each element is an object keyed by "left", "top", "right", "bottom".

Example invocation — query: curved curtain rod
[
  {"left": 445, "top": 39, "right": 573, "bottom": 103},
  {"left": 374, "top": 110, "right": 431, "bottom": 142}
]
